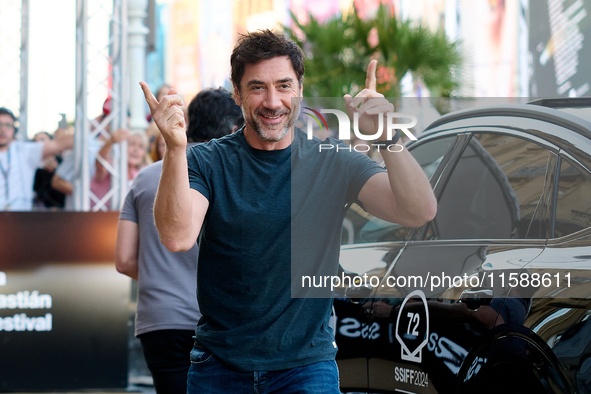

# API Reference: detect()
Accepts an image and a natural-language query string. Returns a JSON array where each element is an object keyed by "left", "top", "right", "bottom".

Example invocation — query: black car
[{"left": 334, "top": 98, "right": 591, "bottom": 394}]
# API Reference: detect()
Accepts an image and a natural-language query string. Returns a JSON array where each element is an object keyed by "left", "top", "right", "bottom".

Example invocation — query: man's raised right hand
[{"left": 140, "top": 81, "right": 187, "bottom": 150}]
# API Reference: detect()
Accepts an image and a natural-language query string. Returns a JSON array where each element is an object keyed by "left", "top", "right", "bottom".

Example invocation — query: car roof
[{"left": 423, "top": 97, "right": 591, "bottom": 139}]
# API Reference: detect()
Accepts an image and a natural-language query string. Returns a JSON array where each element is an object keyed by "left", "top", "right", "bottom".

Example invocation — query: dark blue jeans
[
  {"left": 138, "top": 329, "right": 195, "bottom": 394},
  {"left": 187, "top": 345, "right": 340, "bottom": 393}
]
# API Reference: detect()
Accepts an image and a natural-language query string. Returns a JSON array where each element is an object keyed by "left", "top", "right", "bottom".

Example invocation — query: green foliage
[
  {"left": 284, "top": 11, "right": 368, "bottom": 99},
  {"left": 283, "top": 4, "right": 462, "bottom": 102}
]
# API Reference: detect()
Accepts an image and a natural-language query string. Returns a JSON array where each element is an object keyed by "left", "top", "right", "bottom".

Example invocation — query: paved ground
[
  {"left": 128, "top": 376, "right": 156, "bottom": 394},
  {"left": 3, "top": 373, "right": 156, "bottom": 394},
  {"left": 4, "top": 384, "right": 155, "bottom": 394}
]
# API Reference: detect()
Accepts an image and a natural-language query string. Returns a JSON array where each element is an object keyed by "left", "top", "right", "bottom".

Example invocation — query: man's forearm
[
  {"left": 154, "top": 147, "right": 195, "bottom": 252},
  {"left": 43, "top": 134, "right": 74, "bottom": 158},
  {"left": 115, "top": 220, "right": 139, "bottom": 280},
  {"left": 51, "top": 174, "right": 73, "bottom": 195}
]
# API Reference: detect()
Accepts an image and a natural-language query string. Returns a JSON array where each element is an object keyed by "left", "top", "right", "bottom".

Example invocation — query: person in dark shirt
[{"left": 140, "top": 30, "right": 437, "bottom": 393}]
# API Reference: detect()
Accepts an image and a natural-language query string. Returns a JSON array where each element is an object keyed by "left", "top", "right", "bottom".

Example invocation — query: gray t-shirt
[{"left": 120, "top": 160, "right": 201, "bottom": 336}]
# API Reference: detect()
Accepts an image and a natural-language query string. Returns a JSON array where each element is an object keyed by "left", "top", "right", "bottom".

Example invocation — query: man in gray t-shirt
[{"left": 115, "top": 87, "right": 243, "bottom": 394}]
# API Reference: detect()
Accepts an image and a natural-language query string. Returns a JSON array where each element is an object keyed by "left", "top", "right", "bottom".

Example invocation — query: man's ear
[{"left": 232, "top": 83, "right": 242, "bottom": 107}]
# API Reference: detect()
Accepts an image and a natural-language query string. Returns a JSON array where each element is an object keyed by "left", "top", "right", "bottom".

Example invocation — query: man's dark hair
[
  {"left": 0, "top": 107, "right": 16, "bottom": 121},
  {"left": 186, "top": 88, "right": 244, "bottom": 143},
  {"left": 230, "top": 29, "right": 304, "bottom": 92}
]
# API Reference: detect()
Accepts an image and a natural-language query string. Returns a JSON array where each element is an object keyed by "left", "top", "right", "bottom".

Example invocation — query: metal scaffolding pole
[
  {"left": 74, "top": 0, "right": 128, "bottom": 211},
  {"left": 0, "top": 0, "right": 27, "bottom": 137},
  {"left": 19, "top": 0, "right": 28, "bottom": 139},
  {"left": 74, "top": 0, "right": 89, "bottom": 211},
  {"left": 111, "top": 0, "right": 128, "bottom": 210},
  {"left": 127, "top": 0, "right": 149, "bottom": 133},
  {"left": 6, "top": 0, "right": 135, "bottom": 211}
]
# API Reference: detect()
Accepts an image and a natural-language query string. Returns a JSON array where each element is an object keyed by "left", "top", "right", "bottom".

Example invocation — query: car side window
[
  {"left": 425, "top": 133, "right": 555, "bottom": 240},
  {"left": 342, "top": 135, "right": 456, "bottom": 245},
  {"left": 554, "top": 158, "right": 591, "bottom": 237}
]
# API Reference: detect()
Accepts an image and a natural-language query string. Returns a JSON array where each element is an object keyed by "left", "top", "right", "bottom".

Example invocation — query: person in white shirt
[{"left": 0, "top": 107, "right": 73, "bottom": 211}]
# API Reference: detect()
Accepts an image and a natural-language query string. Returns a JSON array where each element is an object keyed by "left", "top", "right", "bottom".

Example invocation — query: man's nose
[{"left": 263, "top": 89, "right": 282, "bottom": 110}]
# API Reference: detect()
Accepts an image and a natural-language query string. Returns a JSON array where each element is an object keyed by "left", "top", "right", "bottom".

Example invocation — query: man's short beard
[
  {"left": 250, "top": 121, "right": 291, "bottom": 142},
  {"left": 243, "top": 108, "right": 295, "bottom": 143}
]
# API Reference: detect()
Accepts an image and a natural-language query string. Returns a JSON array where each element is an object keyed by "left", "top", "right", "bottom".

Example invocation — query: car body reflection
[{"left": 334, "top": 99, "right": 591, "bottom": 394}]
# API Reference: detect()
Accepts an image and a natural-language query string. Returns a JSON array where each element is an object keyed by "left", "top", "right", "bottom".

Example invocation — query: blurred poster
[
  {"left": 529, "top": 0, "right": 591, "bottom": 97},
  {"left": 146, "top": 2, "right": 169, "bottom": 93},
  {"left": 458, "top": 0, "right": 519, "bottom": 97},
  {"left": 200, "top": 0, "right": 234, "bottom": 89},
  {"left": 399, "top": 0, "right": 446, "bottom": 29},
  {"left": 289, "top": 0, "right": 395, "bottom": 25},
  {"left": 290, "top": 0, "right": 343, "bottom": 24},
  {"left": 169, "top": 0, "right": 201, "bottom": 101},
  {"left": 234, "top": 0, "right": 289, "bottom": 35}
]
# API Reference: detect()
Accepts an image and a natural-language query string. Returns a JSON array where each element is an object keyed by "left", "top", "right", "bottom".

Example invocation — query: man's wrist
[
  {"left": 376, "top": 128, "right": 401, "bottom": 145},
  {"left": 165, "top": 144, "right": 188, "bottom": 155},
  {"left": 388, "top": 128, "right": 401, "bottom": 145},
  {"left": 375, "top": 129, "right": 402, "bottom": 154}
]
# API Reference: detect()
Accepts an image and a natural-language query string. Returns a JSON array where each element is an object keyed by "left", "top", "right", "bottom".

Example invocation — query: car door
[
  {"left": 336, "top": 128, "right": 561, "bottom": 393},
  {"left": 335, "top": 132, "right": 462, "bottom": 392},
  {"left": 516, "top": 150, "right": 591, "bottom": 394}
]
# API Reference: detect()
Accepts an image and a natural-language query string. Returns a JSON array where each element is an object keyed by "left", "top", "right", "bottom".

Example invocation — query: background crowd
[{"left": 0, "top": 84, "right": 181, "bottom": 212}]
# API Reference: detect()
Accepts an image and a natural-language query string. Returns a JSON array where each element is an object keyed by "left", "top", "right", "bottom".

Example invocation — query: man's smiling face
[{"left": 234, "top": 56, "right": 303, "bottom": 148}]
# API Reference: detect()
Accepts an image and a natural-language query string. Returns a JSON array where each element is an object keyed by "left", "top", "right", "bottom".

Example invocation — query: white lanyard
[{"left": 0, "top": 148, "right": 11, "bottom": 209}]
